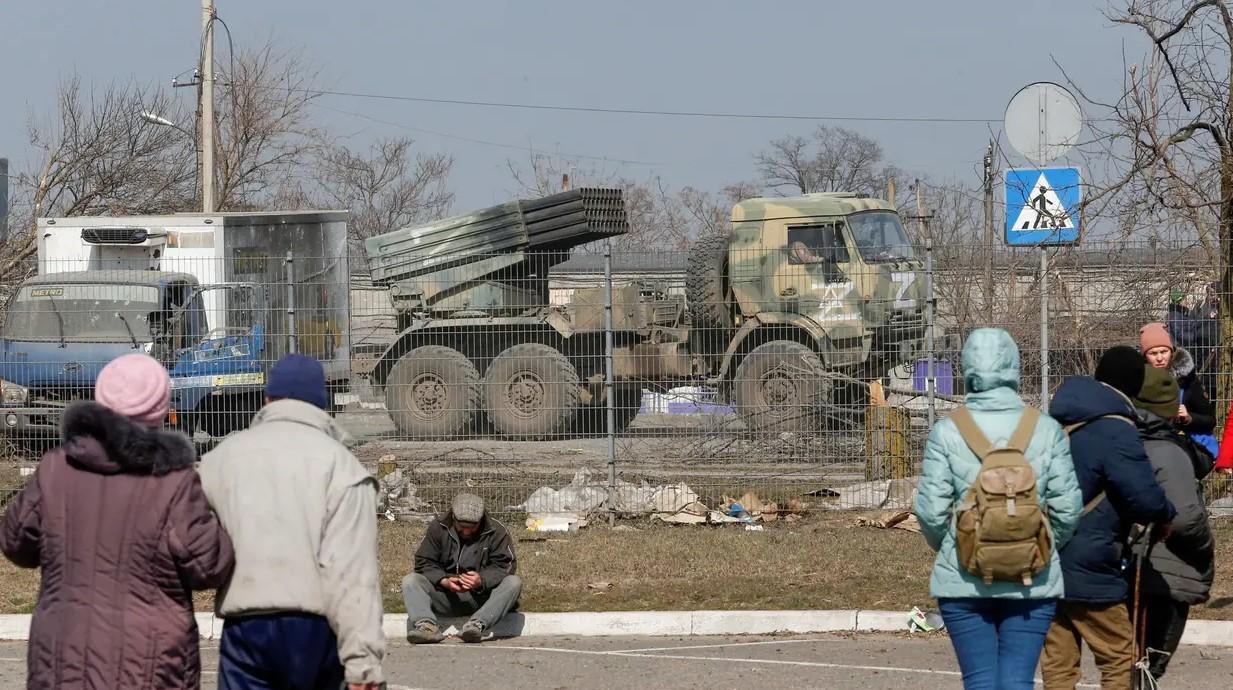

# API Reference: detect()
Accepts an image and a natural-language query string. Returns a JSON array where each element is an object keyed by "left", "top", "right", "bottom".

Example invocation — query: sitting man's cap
[{"left": 452, "top": 493, "right": 485, "bottom": 524}]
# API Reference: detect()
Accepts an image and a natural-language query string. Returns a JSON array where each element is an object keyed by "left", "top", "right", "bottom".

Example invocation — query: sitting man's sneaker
[
  {"left": 458, "top": 619, "right": 488, "bottom": 643},
  {"left": 407, "top": 620, "right": 443, "bottom": 644}
]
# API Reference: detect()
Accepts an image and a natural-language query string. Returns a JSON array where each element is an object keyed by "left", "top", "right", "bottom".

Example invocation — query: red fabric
[{"left": 1216, "top": 404, "right": 1233, "bottom": 471}]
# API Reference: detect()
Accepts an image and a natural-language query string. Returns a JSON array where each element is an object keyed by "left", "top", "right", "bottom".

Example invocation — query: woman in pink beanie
[
  {"left": 0, "top": 353, "right": 234, "bottom": 689},
  {"left": 1140, "top": 321, "right": 1218, "bottom": 460}
]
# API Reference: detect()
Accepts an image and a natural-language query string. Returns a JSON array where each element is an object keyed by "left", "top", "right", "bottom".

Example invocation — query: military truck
[{"left": 366, "top": 189, "right": 924, "bottom": 440}]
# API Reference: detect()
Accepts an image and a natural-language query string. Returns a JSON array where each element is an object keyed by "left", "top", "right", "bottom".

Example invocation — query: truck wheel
[
  {"left": 386, "top": 346, "right": 480, "bottom": 439},
  {"left": 733, "top": 341, "right": 831, "bottom": 433},
  {"left": 575, "top": 384, "right": 643, "bottom": 435},
  {"left": 686, "top": 233, "right": 734, "bottom": 354},
  {"left": 483, "top": 344, "right": 579, "bottom": 440}
]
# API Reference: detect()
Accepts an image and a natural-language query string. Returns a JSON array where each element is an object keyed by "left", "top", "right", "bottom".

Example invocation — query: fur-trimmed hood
[
  {"left": 1170, "top": 346, "right": 1198, "bottom": 382},
  {"left": 60, "top": 401, "right": 197, "bottom": 476}
]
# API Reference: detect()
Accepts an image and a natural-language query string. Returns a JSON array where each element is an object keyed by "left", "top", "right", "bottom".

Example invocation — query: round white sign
[{"left": 1004, "top": 82, "right": 1083, "bottom": 166}]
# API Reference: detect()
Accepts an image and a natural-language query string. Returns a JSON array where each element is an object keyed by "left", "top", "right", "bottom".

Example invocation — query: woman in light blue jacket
[{"left": 914, "top": 328, "right": 1082, "bottom": 690}]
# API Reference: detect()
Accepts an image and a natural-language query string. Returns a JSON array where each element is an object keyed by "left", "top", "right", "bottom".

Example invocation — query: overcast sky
[{"left": 3, "top": 1, "right": 1147, "bottom": 211}]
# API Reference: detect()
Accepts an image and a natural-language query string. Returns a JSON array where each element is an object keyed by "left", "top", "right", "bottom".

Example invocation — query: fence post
[
  {"left": 1040, "top": 247, "right": 1049, "bottom": 410},
  {"left": 603, "top": 239, "right": 617, "bottom": 525},
  {"left": 285, "top": 250, "right": 298, "bottom": 354},
  {"left": 925, "top": 238, "right": 936, "bottom": 428}
]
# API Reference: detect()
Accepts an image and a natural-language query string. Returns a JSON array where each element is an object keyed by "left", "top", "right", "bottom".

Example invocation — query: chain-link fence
[{"left": 1, "top": 234, "right": 1229, "bottom": 519}]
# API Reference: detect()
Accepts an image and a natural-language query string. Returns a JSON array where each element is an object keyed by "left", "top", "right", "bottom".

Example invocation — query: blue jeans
[
  {"left": 219, "top": 613, "right": 344, "bottom": 690},
  {"left": 938, "top": 597, "right": 1058, "bottom": 690}
]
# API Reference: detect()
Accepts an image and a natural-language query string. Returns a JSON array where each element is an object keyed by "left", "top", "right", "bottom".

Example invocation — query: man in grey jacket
[
  {"left": 1132, "top": 366, "right": 1215, "bottom": 682},
  {"left": 200, "top": 354, "right": 385, "bottom": 690},
  {"left": 403, "top": 493, "right": 521, "bottom": 644}
]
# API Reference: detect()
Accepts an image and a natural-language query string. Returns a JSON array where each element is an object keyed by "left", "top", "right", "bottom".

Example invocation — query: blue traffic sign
[{"left": 1004, "top": 167, "right": 1081, "bottom": 246}]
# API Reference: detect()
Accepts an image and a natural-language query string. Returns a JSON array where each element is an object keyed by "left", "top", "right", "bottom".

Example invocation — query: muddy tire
[
  {"left": 385, "top": 346, "right": 480, "bottom": 439},
  {"left": 575, "top": 384, "right": 643, "bottom": 435},
  {"left": 686, "top": 233, "right": 734, "bottom": 354},
  {"left": 483, "top": 344, "right": 580, "bottom": 440},
  {"left": 733, "top": 340, "right": 831, "bottom": 433}
]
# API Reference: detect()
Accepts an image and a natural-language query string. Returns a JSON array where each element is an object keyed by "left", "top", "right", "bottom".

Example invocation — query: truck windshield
[
  {"left": 846, "top": 211, "right": 915, "bottom": 263},
  {"left": 4, "top": 284, "right": 159, "bottom": 343}
]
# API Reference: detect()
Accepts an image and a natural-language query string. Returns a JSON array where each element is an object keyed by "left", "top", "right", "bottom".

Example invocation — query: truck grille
[{"left": 30, "top": 385, "right": 95, "bottom": 407}]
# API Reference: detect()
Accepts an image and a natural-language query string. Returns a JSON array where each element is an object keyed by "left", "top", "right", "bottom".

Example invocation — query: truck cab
[{"left": 0, "top": 270, "right": 268, "bottom": 441}]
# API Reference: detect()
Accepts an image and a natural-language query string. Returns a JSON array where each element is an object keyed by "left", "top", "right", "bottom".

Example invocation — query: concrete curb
[{"left": 0, "top": 611, "right": 1228, "bottom": 646}]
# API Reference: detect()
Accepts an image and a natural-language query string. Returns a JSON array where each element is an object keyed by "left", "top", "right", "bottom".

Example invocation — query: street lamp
[
  {"left": 140, "top": 111, "right": 203, "bottom": 211},
  {"left": 140, "top": 111, "right": 192, "bottom": 137}
]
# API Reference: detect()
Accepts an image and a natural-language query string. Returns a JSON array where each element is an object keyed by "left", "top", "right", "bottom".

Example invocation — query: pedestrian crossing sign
[{"left": 1004, "top": 167, "right": 1081, "bottom": 246}]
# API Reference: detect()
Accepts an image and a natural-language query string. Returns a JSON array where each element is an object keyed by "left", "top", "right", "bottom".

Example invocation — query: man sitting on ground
[{"left": 403, "top": 493, "right": 521, "bottom": 644}]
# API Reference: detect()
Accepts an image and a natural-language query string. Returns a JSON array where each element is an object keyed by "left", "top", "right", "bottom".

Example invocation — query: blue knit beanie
[{"left": 266, "top": 353, "right": 329, "bottom": 409}]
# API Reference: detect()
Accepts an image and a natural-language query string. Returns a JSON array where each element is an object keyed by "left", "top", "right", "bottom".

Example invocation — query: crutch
[{"left": 1130, "top": 525, "right": 1160, "bottom": 690}]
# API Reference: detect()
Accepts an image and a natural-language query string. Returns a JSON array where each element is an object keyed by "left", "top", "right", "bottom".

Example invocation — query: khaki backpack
[{"left": 950, "top": 406, "right": 1052, "bottom": 586}]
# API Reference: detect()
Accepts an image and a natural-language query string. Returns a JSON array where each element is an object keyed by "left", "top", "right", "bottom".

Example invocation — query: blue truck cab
[{"left": 0, "top": 270, "right": 268, "bottom": 441}]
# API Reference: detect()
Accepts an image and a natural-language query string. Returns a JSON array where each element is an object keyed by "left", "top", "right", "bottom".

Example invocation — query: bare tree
[
  {"left": 212, "top": 41, "right": 321, "bottom": 210},
  {"left": 0, "top": 78, "right": 194, "bottom": 280},
  {"left": 1062, "top": 1, "right": 1233, "bottom": 400},
  {"left": 756, "top": 126, "right": 896, "bottom": 196},
  {"left": 314, "top": 136, "right": 454, "bottom": 260}
]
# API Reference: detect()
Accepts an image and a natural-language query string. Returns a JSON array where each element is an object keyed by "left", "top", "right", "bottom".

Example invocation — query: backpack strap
[
  {"left": 950, "top": 406, "right": 993, "bottom": 460},
  {"left": 1064, "top": 414, "right": 1136, "bottom": 436},
  {"left": 1007, "top": 407, "right": 1041, "bottom": 452},
  {"left": 1064, "top": 414, "right": 1135, "bottom": 517},
  {"left": 1081, "top": 491, "right": 1106, "bottom": 515}
]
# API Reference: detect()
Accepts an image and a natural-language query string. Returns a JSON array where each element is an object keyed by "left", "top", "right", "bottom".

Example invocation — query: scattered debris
[
  {"left": 377, "top": 454, "right": 397, "bottom": 478},
  {"left": 819, "top": 477, "right": 920, "bottom": 510},
  {"left": 516, "top": 469, "right": 610, "bottom": 526},
  {"left": 655, "top": 500, "right": 709, "bottom": 525},
  {"left": 908, "top": 606, "right": 945, "bottom": 633},
  {"left": 526, "top": 515, "right": 586, "bottom": 532},
  {"left": 513, "top": 470, "right": 807, "bottom": 528},
  {"left": 856, "top": 510, "right": 921, "bottom": 533},
  {"left": 1209, "top": 497, "right": 1233, "bottom": 518},
  {"left": 375, "top": 467, "right": 429, "bottom": 515}
]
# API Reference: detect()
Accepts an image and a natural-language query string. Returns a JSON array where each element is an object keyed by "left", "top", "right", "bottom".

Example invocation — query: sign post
[
  {"left": 1003, "top": 82, "right": 1085, "bottom": 410},
  {"left": 1004, "top": 166, "right": 1081, "bottom": 409}
]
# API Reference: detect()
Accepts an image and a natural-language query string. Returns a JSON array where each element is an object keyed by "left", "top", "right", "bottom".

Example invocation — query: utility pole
[
  {"left": 914, "top": 178, "right": 925, "bottom": 240},
  {"left": 983, "top": 141, "right": 995, "bottom": 322},
  {"left": 0, "top": 158, "right": 9, "bottom": 245},
  {"left": 200, "top": 0, "right": 216, "bottom": 213}
]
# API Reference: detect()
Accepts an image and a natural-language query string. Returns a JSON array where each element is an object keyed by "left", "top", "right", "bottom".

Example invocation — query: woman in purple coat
[{"left": 0, "top": 353, "right": 234, "bottom": 689}]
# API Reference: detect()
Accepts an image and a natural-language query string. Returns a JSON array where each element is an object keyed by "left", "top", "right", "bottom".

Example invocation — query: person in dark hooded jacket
[
  {"left": 1041, "top": 347, "right": 1175, "bottom": 690},
  {"left": 1141, "top": 323, "right": 1217, "bottom": 458},
  {"left": 1130, "top": 365, "right": 1215, "bottom": 682},
  {"left": 0, "top": 353, "right": 234, "bottom": 690}
]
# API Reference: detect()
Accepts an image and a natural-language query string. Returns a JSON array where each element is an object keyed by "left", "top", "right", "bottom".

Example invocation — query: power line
[
  {"left": 279, "top": 86, "right": 1000, "bottom": 124},
  {"left": 309, "top": 102, "right": 659, "bottom": 166}
]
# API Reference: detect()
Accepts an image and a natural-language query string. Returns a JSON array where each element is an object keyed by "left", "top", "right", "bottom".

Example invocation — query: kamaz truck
[
  {"left": 0, "top": 211, "right": 349, "bottom": 442},
  {"left": 366, "top": 189, "right": 925, "bottom": 440}
]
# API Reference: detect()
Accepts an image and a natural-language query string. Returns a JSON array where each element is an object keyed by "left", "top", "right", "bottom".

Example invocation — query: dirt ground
[{"left": 0, "top": 512, "right": 1230, "bottom": 620}]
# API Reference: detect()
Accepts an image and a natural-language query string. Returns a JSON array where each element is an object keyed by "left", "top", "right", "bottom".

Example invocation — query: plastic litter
[
  {"left": 908, "top": 606, "right": 945, "bottom": 633},
  {"left": 526, "top": 515, "right": 584, "bottom": 532}
]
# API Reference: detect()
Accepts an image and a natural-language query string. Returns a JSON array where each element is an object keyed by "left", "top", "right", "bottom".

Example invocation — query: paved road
[{"left": 1, "top": 633, "right": 1229, "bottom": 689}]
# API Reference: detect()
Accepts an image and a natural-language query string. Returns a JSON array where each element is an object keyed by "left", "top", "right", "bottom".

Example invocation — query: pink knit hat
[
  {"left": 1139, "top": 322, "right": 1173, "bottom": 355},
  {"left": 95, "top": 353, "right": 172, "bottom": 428}
]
